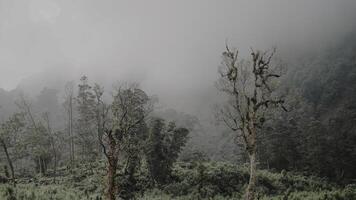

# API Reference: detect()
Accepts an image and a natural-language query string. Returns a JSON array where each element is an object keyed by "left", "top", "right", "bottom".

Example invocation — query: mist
[
  {"left": 0, "top": 0, "right": 355, "bottom": 116},
  {"left": 1, "top": 1, "right": 356, "bottom": 199}
]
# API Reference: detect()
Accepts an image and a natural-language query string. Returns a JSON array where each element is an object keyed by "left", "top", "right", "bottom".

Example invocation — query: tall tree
[
  {"left": 99, "top": 83, "right": 152, "bottom": 200},
  {"left": 145, "top": 118, "right": 166, "bottom": 184},
  {"left": 76, "top": 76, "right": 97, "bottom": 161},
  {"left": 216, "top": 46, "right": 286, "bottom": 200},
  {"left": 145, "top": 118, "right": 189, "bottom": 185},
  {"left": 64, "top": 81, "right": 75, "bottom": 166},
  {"left": 0, "top": 112, "right": 25, "bottom": 185},
  {"left": 43, "top": 112, "right": 59, "bottom": 183},
  {"left": 93, "top": 83, "right": 108, "bottom": 160},
  {"left": 16, "top": 95, "right": 52, "bottom": 175}
]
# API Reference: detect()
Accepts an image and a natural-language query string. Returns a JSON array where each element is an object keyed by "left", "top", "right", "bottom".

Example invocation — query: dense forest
[{"left": 0, "top": 32, "right": 355, "bottom": 200}]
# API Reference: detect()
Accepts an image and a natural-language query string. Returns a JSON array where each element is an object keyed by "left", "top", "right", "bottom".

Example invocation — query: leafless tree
[{"left": 216, "top": 45, "right": 286, "bottom": 200}]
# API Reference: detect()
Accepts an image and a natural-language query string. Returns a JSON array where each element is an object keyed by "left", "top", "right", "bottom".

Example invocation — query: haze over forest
[
  {"left": 1, "top": 0, "right": 355, "bottom": 116},
  {"left": 0, "top": 1, "right": 356, "bottom": 200}
]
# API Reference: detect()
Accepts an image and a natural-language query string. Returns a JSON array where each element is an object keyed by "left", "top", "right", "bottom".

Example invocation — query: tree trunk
[
  {"left": 70, "top": 98, "right": 75, "bottom": 165},
  {"left": 107, "top": 156, "right": 118, "bottom": 200},
  {"left": 54, "top": 155, "right": 57, "bottom": 183},
  {"left": 38, "top": 157, "right": 42, "bottom": 175},
  {"left": 68, "top": 97, "right": 75, "bottom": 167},
  {"left": 1, "top": 140, "right": 15, "bottom": 185},
  {"left": 41, "top": 157, "right": 46, "bottom": 175},
  {"left": 245, "top": 151, "right": 257, "bottom": 200},
  {"left": 52, "top": 145, "right": 57, "bottom": 183}
]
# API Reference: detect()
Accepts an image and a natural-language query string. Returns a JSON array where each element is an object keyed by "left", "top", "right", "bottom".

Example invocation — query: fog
[{"left": 0, "top": 0, "right": 355, "bottom": 115}]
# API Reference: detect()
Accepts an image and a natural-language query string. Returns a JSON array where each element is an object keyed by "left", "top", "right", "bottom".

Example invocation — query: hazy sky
[{"left": 0, "top": 0, "right": 355, "bottom": 114}]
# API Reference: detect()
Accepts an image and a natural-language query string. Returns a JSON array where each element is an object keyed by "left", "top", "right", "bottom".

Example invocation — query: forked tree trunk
[
  {"left": 246, "top": 150, "right": 257, "bottom": 200},
  {"left": 106, "top": 134, "right": 118, "bottom": 200}
]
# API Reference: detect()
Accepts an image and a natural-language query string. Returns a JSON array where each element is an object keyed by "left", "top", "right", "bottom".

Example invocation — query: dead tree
[{"left": 216, "top": 45, "right": 286, "bottom": 200}]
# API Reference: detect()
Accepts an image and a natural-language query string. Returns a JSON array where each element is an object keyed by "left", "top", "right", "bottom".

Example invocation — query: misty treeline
[
  {"left": 222, "top": 35, "right": 356, "bottom": 183},
  {"left": 258, "top": 36, "right": 356, "bottom": 184},
  {"left": 0, "top": 35, "right": 355, "bottom": 200},
  {"left": 0, "top": 76, "right": 190, "bottom": 199}
]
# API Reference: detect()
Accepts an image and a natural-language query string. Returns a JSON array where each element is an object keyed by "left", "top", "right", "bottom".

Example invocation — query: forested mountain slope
[{"left": 259, "top": 34, "right": 356, "bottom": 184}]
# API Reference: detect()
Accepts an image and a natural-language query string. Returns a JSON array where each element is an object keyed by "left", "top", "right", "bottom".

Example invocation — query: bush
[{"left": 1, "top": 161, "right": 353, "bottom": 200}]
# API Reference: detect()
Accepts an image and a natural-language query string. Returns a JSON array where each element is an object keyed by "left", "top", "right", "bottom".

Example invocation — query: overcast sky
[{"left": 0, "top": 0, "right": 355, "bottom": 114}]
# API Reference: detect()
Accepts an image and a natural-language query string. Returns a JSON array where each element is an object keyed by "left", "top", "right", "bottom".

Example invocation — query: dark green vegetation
[
  {"left": 1, "top": 162, "right": 356, "bottom": 200},
  {"left": 0, "top": 35, "right": 356, "bottom": 199},
  {"left": 258, "top": 34, "right": 356, "bottom": 185}
]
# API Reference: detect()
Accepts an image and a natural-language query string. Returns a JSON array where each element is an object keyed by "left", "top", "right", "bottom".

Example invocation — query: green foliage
[
  {"left": 143, "top": 162, "right": 356, "bottom": 200},
  {"left": 137, "top": 162, "right": 354, "bottom": 200},
  {"left": 258, "top": 35, "right": 356, "bottom": 184},
  {"left": 76, "top": 75, "right": 98, "bottom": 160},
  {"left": 0, "top": 184, "right": 102, "bottom": 200},
  {"left": 260, "top": 187, "right": 356, "bottom": 200},
  {"left": 145, "top": 118, "right": 189, "bottom": 185},
  {"left": 0, "top": 161, "right": 354, "bottom": 200},
  {"left": 0, "top": 112, "right": 25, "bottom": 151}
]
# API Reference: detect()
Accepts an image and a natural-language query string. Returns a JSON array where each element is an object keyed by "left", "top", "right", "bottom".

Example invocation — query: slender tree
[
  {"left": 93, "top": 83, "right": 108, "bottom": 159},
  {"left": 76, "top": 76, "right": 97, "bottom": 160},
  {"left": 216, "top": 45, "right": 286, "bottom": 200},
  {"left": 64, "top": 81, "right": 75, "bottom": 166},
  {"left": 0, "top": 112, "right": 25, "bottom": 185},
  {"left": 17, "top": 95, "right": 52, "bottom": 175},
  {"left": 43, "top": 112, "right": 59, "bottom": 183}
]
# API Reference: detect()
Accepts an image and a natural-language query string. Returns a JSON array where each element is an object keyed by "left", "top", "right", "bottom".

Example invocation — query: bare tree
[{"left": 216, "top": 45, "right": 286, "bottom": 200}]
